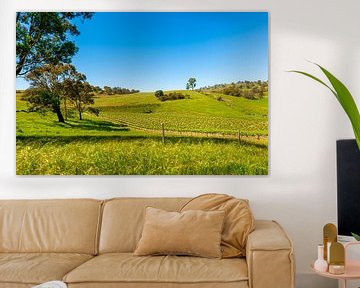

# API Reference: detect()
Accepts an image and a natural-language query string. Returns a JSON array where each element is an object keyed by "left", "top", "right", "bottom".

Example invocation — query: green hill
[
  {"left": 98, "top": 90, "right": 268, "bottom": 136},
  {"left": 17, "top": 90, "right": 267, "bottom": 137},
  {"left": 16, "top": 90, "right": 268, "bottom": 175}
]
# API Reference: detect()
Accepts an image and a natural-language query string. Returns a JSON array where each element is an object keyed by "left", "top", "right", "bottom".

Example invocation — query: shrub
[
  {"left": 168, "top": 92, "right": 185, "bottom": 100},
  {"left": 155, "top": 90, "right": 164, "bottom": 98},
  {"left": 156, "top": 91, "right": 188, "bottom": 102}
]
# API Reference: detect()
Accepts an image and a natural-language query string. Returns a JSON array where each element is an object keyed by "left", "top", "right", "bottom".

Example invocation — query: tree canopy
[
  {"left": 23, "top": 63, "right": 76, "bottom": 122},
  {"left": 186, "top": 77, "right": 197, "bottom": 90},
  {"left": 24, "top": 63, "right": 98, "bottom": 122},
  {"left": 16, "top": 12, "right": 93, "bottom": 76},
  {"left": 63, "top": 71, "right": 95, "bottom": 120}
]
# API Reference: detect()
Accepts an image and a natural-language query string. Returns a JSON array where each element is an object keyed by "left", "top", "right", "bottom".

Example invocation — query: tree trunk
[
  {"left": 54, "top": 106, "right": 65, "bottom": 123},
  {"left": 79, "top": 110, "right": 82, "bottom": 120},
  {"left": 16, "top": 50, "right": 30, "bottom": 76},
  {"left": 64, "top": 98, "right": 67, "bottom": 121},
  {"left": 16, "top": 60, "right": 25, "bottom": 76}
]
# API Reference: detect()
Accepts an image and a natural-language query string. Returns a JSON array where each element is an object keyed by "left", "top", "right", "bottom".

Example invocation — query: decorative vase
[{"left": 314, "top": 244, "right": 328, "bottom": 272}]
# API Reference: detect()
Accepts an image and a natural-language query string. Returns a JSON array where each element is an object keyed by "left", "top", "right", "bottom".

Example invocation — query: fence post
[
  {"left": 237, "top": 130, "right": 241, "bottom": 144},
  {"left": 162, "top": 123, "right": 165, "bottom": 143}
]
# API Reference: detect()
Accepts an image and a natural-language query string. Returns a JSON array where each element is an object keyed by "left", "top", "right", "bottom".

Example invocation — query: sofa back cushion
[
  {"left": 0, "top": 199, "right": 102, "bottom": 254},
  {"left": 181, "top": 194, "right": 254, "bottom": 258},
  {"left": 133, "top": 207, "right": 225, "bottom": 258},
  {"left": 99, "top": 198, "right": 189, "bottom": 253}
]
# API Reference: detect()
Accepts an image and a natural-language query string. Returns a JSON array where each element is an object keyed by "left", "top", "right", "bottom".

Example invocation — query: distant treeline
[
  {"left": 92, "top": 86, "right": 140, "bottom": 95},
  {"left": 17, "top": 86, "right": 140, "bottom": 96},
  {"left": 200, "top": 80, "right": 268, "bottom": 100}
]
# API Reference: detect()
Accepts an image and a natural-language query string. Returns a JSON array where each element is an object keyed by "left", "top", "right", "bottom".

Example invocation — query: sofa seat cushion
[
  {"left": 0, "top": 253, "right": 93, "bottom": 285},
  {"left": 64, "top": 253, "right": 248, "bottom": 286}
]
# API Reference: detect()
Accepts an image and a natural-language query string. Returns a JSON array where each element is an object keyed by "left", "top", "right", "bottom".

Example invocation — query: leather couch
[{"left": 0, "top": 198, "right": 295, "bottom": 288}]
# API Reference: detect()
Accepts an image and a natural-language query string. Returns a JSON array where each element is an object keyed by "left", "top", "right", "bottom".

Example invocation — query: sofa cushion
[
  {"left": 181, "top": 194, "right": 254, "bottom": 258},
  {"left": 99, "top": 198, "right": 190, "bottom": 253},
  {"left": 0, "top": 199, "right": 103, "bottom": 254},
  {"left": 134, "top": 207, "right": 225, "bottom": 258},
  {"left": 0, "top": 253, "right": 93, "bottom": 285},
  {"left": 63, "top": 253, "right": 248, "bottom": 285}
]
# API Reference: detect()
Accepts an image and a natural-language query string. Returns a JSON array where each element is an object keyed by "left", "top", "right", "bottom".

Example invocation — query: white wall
[{"left": 1, "top": 0, "right": 359, "bottom": 287}]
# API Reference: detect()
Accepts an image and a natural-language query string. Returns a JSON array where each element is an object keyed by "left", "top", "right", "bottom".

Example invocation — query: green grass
[
  {"left": 94, "top": 91, "right": 268, "bottom": 135},
  {"left": 17, "top": 136, "right": 267, "bottom": 175},
  {"left": 16, "top": 90, "right": 268, "bottom": 175}
]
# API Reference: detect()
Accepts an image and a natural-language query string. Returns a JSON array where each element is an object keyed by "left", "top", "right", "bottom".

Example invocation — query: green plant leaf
[
  {"left": 316, "top": 65, "right": 360, "bottom": 147},
  {"left": 351, "top": 232, "right": 360, "bottom": 241},
  {"left": 290, "top": 64, "right": 360, "bottom": 150},
  {"left": 289, "top": 70, "right": 337, "bottom": 98}
]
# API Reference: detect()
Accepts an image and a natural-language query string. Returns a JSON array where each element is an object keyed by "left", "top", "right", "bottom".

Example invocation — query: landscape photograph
[{"left": 16, "top": 12, "right": 269, "bottom": 175}]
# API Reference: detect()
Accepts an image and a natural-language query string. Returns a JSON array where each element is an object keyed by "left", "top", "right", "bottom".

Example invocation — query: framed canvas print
[{"left": 16, "top": 12, "right": 269, "bottom": 175}]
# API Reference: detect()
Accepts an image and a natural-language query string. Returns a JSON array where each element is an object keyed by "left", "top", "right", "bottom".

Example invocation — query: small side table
[{"left": 311, "top": 242, "right": 360, "bottom": 288}]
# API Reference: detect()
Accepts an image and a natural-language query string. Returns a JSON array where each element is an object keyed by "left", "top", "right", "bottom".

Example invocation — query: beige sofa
[{"left": 0, "top": 198, "right": 295, "bottom": 288}]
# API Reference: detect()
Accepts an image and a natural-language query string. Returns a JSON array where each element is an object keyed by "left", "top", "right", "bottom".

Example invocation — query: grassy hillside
[
  {"left": 18, "top": 90, "right": 268, "bottom": 136},
  {"left": 97, "top": 90, "right": 267, "bottom": 136},
  {"left": 16, "top": 90, "right": 268, "bottom": 175},
  {"left": 200, "top": 80, "right": 268, "bottom": 100}
]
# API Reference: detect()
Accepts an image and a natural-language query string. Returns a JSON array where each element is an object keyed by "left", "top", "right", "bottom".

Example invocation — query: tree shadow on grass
[
  {"left": 55, "top": 118, "right": 129, "bottom": 132},
  {"left": 16, "top": 134, "right": 267, "bottom": 149}
]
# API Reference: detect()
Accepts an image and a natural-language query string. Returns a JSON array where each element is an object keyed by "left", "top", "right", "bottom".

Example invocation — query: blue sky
[{"left": 17, "top": 12, "right": 268, "bottom": 92}]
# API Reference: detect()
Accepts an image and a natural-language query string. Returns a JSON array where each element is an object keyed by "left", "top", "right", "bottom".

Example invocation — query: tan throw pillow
[
  {"left": 181, "top": 193, "right": 254, "bottom": 258},
  {"left": 134, "top": 207, "right": 225, "bottom": 258}
]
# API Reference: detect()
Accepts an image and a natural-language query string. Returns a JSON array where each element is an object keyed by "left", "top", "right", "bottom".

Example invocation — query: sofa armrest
[{"left": 246, "top": 220, "right": 295, "bottom": 288}]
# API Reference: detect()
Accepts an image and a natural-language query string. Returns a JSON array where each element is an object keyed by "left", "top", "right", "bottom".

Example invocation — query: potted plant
[{"left": 291, "top": 63, "right": 360, "bottom": 240}]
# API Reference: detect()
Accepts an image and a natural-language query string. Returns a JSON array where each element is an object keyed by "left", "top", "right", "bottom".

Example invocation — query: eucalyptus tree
[
  {"left": 16, "top": 12, "right": 93, "bottom": 76},
  {"left": 63, "top": 72, "right": 95, "bottom": 120},
  {"left": 24, "top": 63, "right": 75, "bottom": 123},
  {"left": 186, "top": 77, "right": 197, "bottom": 90}
]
